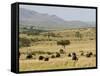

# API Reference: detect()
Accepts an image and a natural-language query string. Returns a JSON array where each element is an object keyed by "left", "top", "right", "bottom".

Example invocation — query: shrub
[
  {"left": 47, "top": 52, "right": 53, "bottom": 55},
  {"left": 19, "top": 37, "right": 31, "bottom": 48}
]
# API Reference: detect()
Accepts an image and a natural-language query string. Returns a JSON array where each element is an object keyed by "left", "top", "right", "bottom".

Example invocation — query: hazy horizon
[{"left": 20, "top": 5, "right": 96, "bottom": 22}]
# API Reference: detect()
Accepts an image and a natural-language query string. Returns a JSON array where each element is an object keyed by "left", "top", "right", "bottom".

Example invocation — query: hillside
[{"left": 19, "top": 8, "right": 95, "bottom": 30}]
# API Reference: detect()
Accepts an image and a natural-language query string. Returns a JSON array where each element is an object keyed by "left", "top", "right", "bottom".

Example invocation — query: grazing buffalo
[
  {"left": 51, "top": 55, "right": 56, "bottom": 58},
  {"left": 44, "top": 57, "right": 49, "bottom": 61},
  {"left": 86, "top": 52, "right": 93, "bottom": 58},
  {"left": 72, "top": 52, "right": 78, "bottom": 61},
  {"left": 26, "top": 54, "right": 33, "bottom": 59},
  {"left": 56, "top": 52, "right": 61, "bottom": 57},
  {"left": 39, "top": 56, "right": 44, "bottom": 60}
]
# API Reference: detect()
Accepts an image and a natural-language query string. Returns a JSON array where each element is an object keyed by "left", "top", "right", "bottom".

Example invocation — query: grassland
[{"left": 19, "top": 27, "right": 96, "bottom": 71}]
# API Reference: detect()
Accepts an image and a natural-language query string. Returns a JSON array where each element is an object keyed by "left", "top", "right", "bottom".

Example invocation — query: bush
[
  {"left": 19, "top": 37, "right": 31, "bottom": 48},
  {"left": 47, "top": 52, "right": 53, "bottom": 55}
]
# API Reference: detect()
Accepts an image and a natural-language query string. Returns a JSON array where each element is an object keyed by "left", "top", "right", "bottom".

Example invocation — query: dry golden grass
[
  {"left": 19, "top": 56, "right": 96, "bottom": 71},
  {"left": 19, "top": 28, "right": 96, "bottom": 71}
]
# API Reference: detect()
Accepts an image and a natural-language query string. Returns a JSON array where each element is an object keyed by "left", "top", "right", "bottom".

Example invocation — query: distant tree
[
  {"left": 75, "top": 31, "right": 82, "bottom": 39},
  {"left": 57, "top": 40, "right": 70, "bottom": 52}
]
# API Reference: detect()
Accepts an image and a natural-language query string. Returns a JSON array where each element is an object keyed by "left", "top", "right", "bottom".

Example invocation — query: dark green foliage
[
  {"left": 57, "top": 40, "right": 70, "bottom": 48},
  {"left": 20, "top": 26, "right": 47, "bottom": 36},
  {"left": 19, "top": 37, "right": 40, "bottom": 48}
]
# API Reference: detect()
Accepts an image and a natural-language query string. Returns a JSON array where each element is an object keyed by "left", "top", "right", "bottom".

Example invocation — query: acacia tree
[{"left": 57, "top": 40, "right": 70, "bottom": 52}]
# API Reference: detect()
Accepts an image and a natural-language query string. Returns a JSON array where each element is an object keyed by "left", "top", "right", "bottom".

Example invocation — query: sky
[{"left": 20, "top": 5, "right": 96, "bottom": 22}]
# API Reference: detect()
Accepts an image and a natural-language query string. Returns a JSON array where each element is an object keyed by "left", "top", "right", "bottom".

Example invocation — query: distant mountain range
[{"left": 19, "top": 8, "right": 95, "bottom": 30}]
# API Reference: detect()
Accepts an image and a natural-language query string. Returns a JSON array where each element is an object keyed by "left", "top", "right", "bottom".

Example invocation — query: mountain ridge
[{"left": 19, "top": 8, "right": 95, "bottom": 29}]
